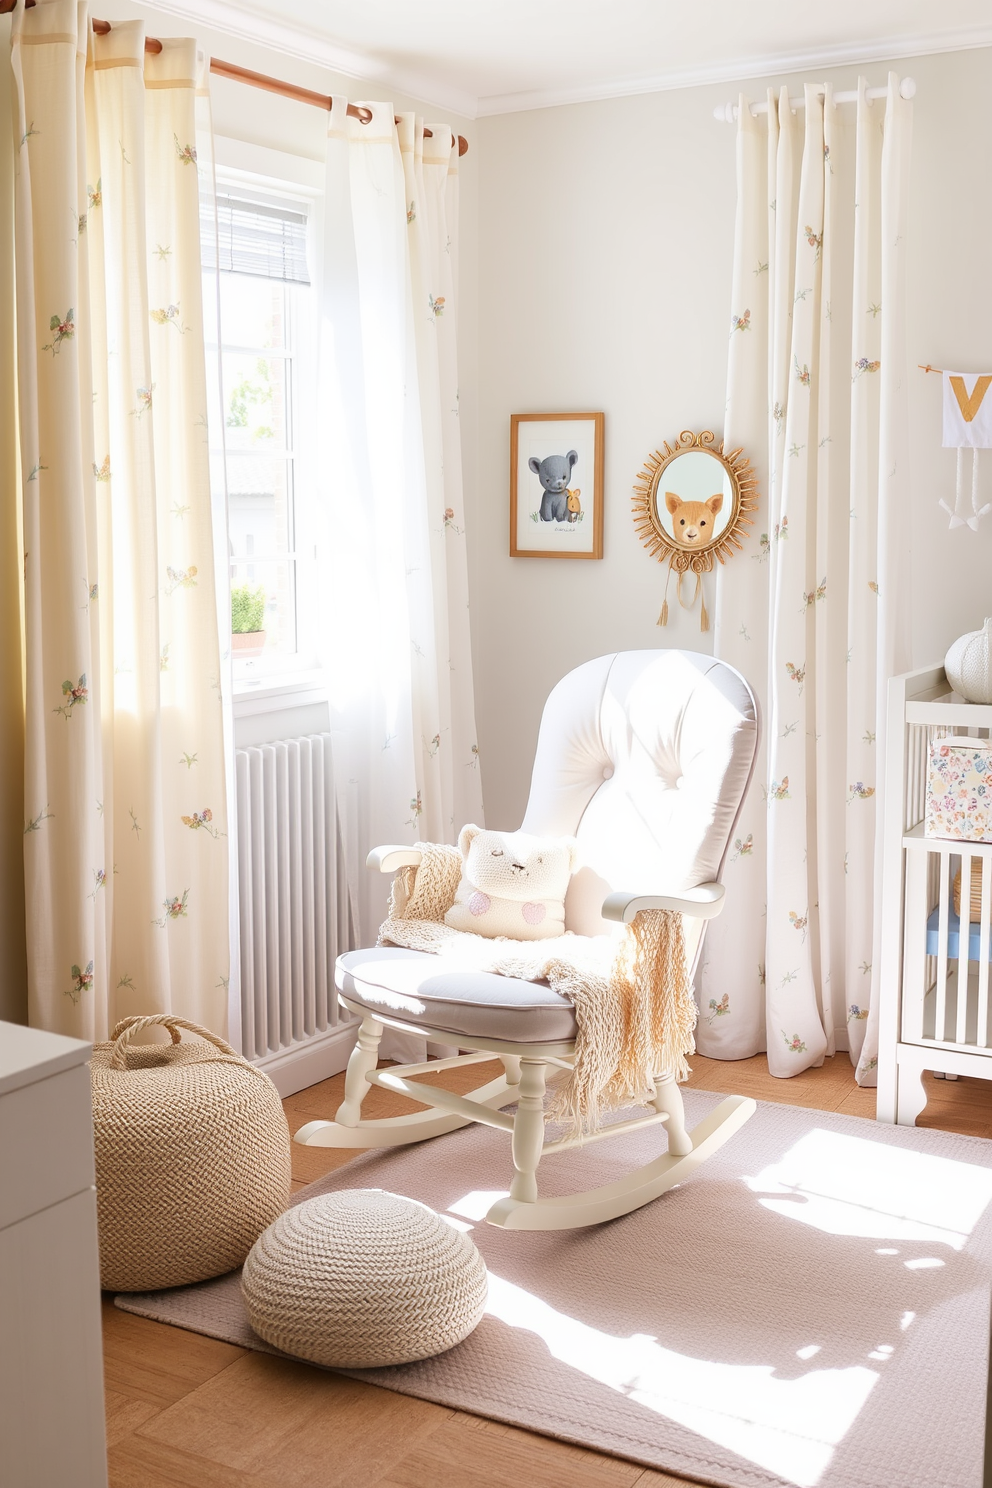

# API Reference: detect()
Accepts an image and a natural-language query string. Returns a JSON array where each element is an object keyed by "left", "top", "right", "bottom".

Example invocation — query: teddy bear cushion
[{"left": 444, "top": 824, "right": 579, "bottom": 940}]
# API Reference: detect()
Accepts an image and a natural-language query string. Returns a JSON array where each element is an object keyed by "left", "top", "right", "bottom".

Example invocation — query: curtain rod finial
[{"left": 900, "top": 77, "right": 917, "bottom": 100}]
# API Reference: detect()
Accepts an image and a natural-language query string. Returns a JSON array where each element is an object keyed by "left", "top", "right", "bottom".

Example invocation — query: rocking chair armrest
[
  {"left": 366, "top": 845, "right": 424, "bottom": 874},
  {"left": 601, "top": 882, "right": 726, "bottom": 923}
]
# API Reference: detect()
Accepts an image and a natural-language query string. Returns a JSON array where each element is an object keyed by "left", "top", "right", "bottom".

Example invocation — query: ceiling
[{"left": 141, "top": 0, "right": 992, "bottom": 117}]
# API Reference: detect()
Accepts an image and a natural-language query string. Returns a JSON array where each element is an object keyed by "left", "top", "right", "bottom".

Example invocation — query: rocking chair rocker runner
[{"left": 296, "top": 650, "right": 760, "bottom": 1230}]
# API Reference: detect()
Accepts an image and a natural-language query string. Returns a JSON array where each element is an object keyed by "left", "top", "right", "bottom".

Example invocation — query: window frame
[{"left": 205, "top": 145, "right": 324, "bottom": 695}]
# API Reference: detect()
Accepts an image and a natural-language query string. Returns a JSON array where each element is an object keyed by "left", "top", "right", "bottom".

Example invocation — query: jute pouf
[
  {"left": 241, "top": 1189, "right": 488, "bottom": 1368},
  {"left": 91, "top": 1014, "right": 291, "bottom": 1292}
]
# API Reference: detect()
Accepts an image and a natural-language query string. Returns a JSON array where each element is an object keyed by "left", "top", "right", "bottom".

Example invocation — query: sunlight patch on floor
[
  {"left": 440, "top": 1128, "right": 992, "bottom": 1486},
  {"left": 484, "top": 1272, "right": 876, "bottom": 1488},
  {"left": 448, "top": 1189, "right": 510, "bottom": 1221},
  {"left": 744, "top": 1128, "right": 992, "bottom": 1248}
]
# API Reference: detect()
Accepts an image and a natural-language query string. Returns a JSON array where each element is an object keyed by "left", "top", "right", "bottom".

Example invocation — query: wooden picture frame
[{"left": 510, "top": 412, "right": 604, "bottom": 559}]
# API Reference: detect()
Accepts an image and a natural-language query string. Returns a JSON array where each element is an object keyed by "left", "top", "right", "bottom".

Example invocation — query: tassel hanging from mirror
[
  {"left": 679, "top": 570, "right": 709, "bottom": 633},
  {"left": 658, "top": 565, "right": 672, "bottom": 627},
  {"left": 635, "top": 431, "right": 757, "bottom": 636},
  {"left": 657, "top": 565, "right": 709, "bottom": 632}
]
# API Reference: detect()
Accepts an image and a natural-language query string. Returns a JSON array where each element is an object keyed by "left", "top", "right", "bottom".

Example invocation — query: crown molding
[
  {"left": 136, "top": 0, "right": 478, "bottom": 119},
  {"left": 134, "top": 0, "right": 992, "bottom": 125},
  {"left": 474, "top": 24, "right": 992, "bottom": 117}
]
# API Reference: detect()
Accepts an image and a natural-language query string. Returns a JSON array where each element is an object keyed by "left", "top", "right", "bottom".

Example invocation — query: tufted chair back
[{"left": 520, "top": 651, "right": 758, "bottom": 971}]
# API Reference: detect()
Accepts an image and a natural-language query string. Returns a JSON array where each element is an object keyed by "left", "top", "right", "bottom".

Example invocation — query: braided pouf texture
[
  {"left": 91, "top": 1015, "right": 291, "bottom": 1293},
  {"left": 241, "top": 1189, "right": 489, "bottom": 1368}
]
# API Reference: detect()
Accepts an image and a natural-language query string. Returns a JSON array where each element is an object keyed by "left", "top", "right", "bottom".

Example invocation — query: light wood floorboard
[{"left": 104, "top": 1050, "right": 992, "bottom": 1487}]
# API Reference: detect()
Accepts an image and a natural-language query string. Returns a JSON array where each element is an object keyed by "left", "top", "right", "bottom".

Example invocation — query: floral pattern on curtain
[
  {"left": 11, "top": 0, "right": 228, "bottom": 1040},
  {"left": 701, "top": 77, "right": 912, "bottom": 1082},
  {"left": 0, "top": 8, "right": 28, "bottom": 1023},
  {"left": 317, "top": 98, "right": 483, "bottom": 952}
]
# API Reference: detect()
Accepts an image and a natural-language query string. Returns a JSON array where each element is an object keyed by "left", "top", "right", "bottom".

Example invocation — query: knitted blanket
[{"left": 379, "top": 842, "right": 697, "bottom": 1132}]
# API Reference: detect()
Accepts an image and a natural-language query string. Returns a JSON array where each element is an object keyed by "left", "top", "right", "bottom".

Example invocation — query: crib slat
[
  {"left": 916, "top": 726, "right": 928, "bottom": 824},
  {"left": 934, "top": 852, "right": 951, "bottom": 1043},
  {"left": 902, "top": 850, "right": 928, "bottom": 1045},
  {"left": 910, "top": 726, "right": 919, "bottom": 828},
  {"left": 956, "top": 853, "right": 973, "bottom": 1045},
  {"left": 980, "top": 857, "right": 992, "bottom": 1048}
]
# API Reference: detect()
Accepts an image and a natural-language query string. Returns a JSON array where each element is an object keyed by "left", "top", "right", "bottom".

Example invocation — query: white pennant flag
[{"left": 943, "top": 372, "right": 992, "bottom": 449}]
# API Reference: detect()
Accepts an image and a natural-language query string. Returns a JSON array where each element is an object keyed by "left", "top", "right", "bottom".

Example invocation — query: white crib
[{"left": 878, "top": 663, "right": 992, "bottom": 1125}]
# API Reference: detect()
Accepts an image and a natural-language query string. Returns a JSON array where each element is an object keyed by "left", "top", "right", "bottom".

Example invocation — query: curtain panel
[
  {"left": 0, "top": 9, "right": 27, "bottom": 1025},
  {"left": 702, "top": 77, "right": 912, "bottom": 1082},
  {"left": 10, "top": 0, "right": 228, "bottom": 1040},
  {"left": 317, "top": 97, "right": 483, "bottom": 953}
]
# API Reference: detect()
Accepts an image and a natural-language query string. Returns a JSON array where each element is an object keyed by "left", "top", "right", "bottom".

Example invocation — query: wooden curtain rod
[
  {"left": 210, "top": 57, "right": 468, "bottom": 155},
  {"left": 1, "top": 0, "right": 469, "bottom": 156}
]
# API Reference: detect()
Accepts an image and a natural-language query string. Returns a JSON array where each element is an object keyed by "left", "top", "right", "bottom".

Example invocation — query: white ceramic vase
[{"left": 945, "top": 618, "right": 992, "bottom": 703}]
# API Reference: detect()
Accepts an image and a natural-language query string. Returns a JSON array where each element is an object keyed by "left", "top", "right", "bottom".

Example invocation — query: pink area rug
[{"left": 116, "top": 1090, "right": 992, "bottom": 1488}]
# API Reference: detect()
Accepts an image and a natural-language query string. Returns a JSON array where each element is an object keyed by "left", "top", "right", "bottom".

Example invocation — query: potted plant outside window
[{"left": 231, "top": 583, "right": 267, "bottom": 658}]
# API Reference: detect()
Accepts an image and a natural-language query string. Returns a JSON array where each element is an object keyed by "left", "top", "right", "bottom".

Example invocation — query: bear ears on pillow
[{"left": 457, "top": 823, "right": 579, "bottom": 876}]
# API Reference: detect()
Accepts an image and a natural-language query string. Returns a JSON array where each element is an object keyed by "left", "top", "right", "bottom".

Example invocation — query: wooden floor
[{"left": 102, "top": 1052, "right": 992, "bottom": 1487}]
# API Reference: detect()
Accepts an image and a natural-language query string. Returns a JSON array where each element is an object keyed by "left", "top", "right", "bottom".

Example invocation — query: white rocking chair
[{"left": 296, "top": 650, "right": 759, "bottom": 1230}]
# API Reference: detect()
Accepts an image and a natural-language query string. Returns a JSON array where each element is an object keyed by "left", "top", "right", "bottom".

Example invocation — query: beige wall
[{"left": 470, "top": 47, "right": 992, "bottom": 828}]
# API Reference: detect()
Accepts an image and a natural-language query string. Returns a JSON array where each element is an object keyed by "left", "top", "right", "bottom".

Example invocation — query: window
[{"left": 202, "top": 178, "right": 318, "bottom": 687}]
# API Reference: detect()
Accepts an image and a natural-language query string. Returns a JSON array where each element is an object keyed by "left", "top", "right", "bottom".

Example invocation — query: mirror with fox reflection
[
  {"left": 655, "top": 449, "right": 735, "bottom": 551},
  {"left": 632, "top": 429, "right": 757, "bottom": 572}
]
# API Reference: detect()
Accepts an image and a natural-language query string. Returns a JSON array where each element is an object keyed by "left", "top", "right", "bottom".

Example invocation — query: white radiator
[{"left": 235, "top": 733, "right": 359, "bottom": 1094}]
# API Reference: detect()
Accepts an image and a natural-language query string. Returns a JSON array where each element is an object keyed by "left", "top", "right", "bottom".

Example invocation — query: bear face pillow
[{"left": 444, "top": 824, "right": 579, "bottom": 940}]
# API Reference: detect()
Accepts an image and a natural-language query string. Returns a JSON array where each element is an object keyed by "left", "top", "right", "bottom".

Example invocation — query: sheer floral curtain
[
  {"left": 701, "top": 76, "right": 912, "bottom": 1083},
  {"left": 0, "top": 7, "right": 27, "bottom": 1025},
  {"left": 317, "top": 98, "right": 483, "bottom": 953},
  {"left": 10, "top": 0, "right": 228, "bottom": 1039}
]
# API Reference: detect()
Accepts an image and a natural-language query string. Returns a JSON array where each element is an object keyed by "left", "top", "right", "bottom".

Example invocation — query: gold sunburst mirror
[{"left": 632, "top": 430, "right": 758, "bottom": 630}]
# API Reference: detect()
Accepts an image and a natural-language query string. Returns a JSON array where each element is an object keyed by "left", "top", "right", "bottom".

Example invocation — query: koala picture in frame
[{"left": 510, "top": 412, "right": 604, "bottom": 559}]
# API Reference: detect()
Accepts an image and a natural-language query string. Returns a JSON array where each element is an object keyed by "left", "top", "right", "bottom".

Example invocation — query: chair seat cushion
[{"left": 335, "top": 947, "right": 578, "bottom": 1045}]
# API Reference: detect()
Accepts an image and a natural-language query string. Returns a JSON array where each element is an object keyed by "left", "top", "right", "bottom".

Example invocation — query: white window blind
[{"left": 202, "top": 191, "right": 310, "bottom": 286}]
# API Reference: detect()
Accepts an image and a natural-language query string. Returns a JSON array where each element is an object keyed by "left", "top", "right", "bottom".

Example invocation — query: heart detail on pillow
[{"left": 444, "top": 825, "right": 579, "bottom": 941}]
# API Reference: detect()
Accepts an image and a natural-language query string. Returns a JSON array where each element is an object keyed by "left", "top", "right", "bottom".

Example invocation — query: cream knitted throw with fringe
[{"left": 379, "top": 842, "right": 697, "bottom": 1132}]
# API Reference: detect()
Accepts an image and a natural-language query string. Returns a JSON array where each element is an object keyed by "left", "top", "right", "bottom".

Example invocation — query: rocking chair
[{"left": 296, "top": 650, "right": 759, "bottom": 1230}]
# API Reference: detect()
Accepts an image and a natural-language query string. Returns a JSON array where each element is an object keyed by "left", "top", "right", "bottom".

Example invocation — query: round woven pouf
[{"left": 241, "top": 1189, "right": 488, "bottom": 1368}]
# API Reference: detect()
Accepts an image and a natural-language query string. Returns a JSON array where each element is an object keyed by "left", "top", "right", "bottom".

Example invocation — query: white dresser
[{"left": 0, "top": 1021, "right": 108, "bottom": 1487}]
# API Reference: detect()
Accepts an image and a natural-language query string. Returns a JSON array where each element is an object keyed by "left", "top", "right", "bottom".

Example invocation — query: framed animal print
[{"left": 510, "top": 412, "right": 604, "bottom": 559}]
